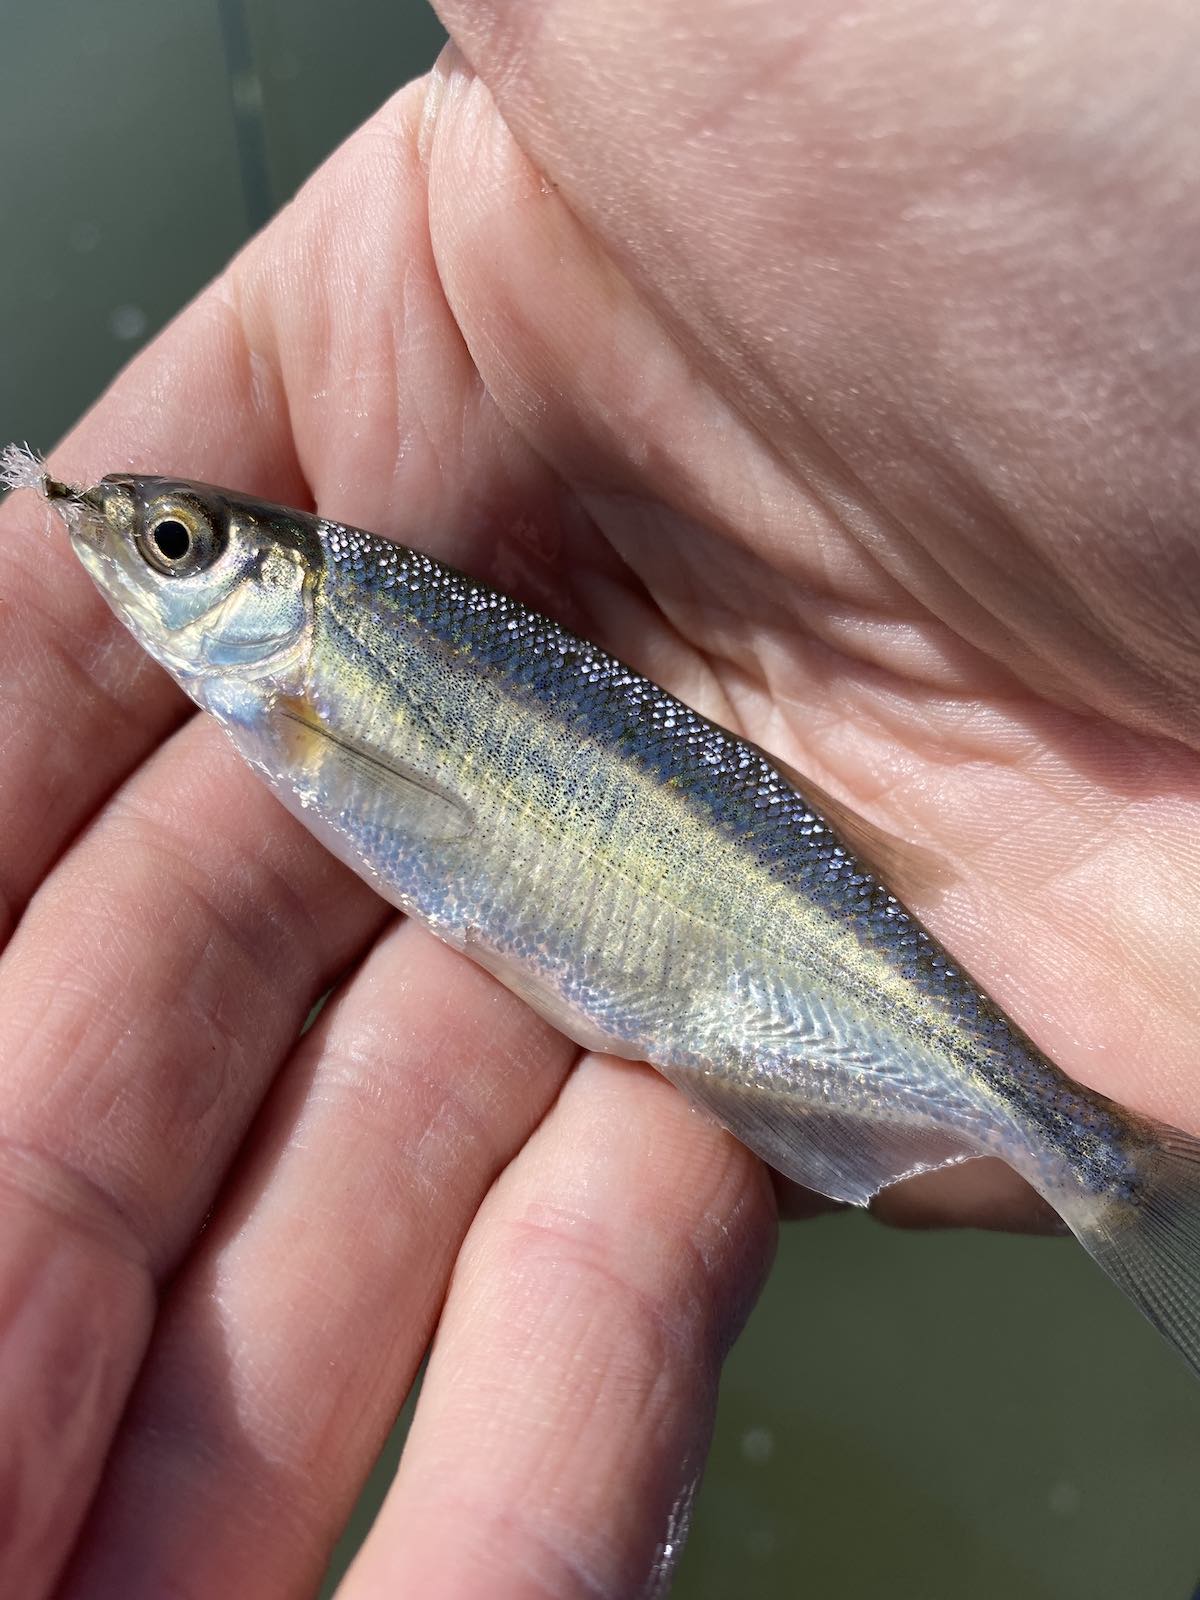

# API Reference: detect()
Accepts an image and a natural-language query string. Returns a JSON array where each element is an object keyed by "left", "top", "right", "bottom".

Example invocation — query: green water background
[{"left": 2, "top": 4, "right": 1198, "bottom": 1595}]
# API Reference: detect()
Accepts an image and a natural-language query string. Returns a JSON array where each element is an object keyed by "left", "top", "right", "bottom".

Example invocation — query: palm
[{"left": 4, "top": 6, "right": 1198, "bottom": 1597}]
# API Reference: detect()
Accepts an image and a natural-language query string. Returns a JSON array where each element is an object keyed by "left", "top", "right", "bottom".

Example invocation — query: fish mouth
[
  {"left": 45, "top": 475, "right": 137, "bottom": 535},
  {"left": 47, "top": 477, "right": 140, "bottom": 581},
  {"left": 49, "top": 479, "right": 167, "bottom": 652},
  {"left": 47, "top": 485, "right": 111, "bottom": 560},
  {"left": 44, "top": 475, "right": 100, "bottom": 508}
]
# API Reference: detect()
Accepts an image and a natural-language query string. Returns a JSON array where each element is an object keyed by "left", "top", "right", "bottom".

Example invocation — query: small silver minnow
[{"left": 5, "top": 442, "right": 1199, "bottom": 1379}]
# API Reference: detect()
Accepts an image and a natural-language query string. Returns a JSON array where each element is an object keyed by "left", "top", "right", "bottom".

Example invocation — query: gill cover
[{"left": 61, "top": 473, "right": 322, "bottom": 694}]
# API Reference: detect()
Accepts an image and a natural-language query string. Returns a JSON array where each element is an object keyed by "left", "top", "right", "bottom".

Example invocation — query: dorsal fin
[{"left": 766, "top": 749, "right": 956, "bottom": 908}]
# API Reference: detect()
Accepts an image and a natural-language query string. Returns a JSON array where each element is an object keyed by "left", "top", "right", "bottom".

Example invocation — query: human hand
[{"left": 4, "top": 3, "right": 1200, "bottom": 1595}]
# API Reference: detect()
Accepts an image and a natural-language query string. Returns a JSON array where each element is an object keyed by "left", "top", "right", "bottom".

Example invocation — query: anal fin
[{"left": 665, "top": 1066, "right": 979, "bottom": 1205}]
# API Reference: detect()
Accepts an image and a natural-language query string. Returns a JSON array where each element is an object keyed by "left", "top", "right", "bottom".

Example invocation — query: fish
[{"left": 4, "top": 441, "right": 1199, "bottom": 1380}]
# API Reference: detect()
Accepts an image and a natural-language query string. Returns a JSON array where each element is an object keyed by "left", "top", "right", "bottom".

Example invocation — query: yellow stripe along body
[{"left": 231, "top": 516, "right": 1141, "bottom": 1210}]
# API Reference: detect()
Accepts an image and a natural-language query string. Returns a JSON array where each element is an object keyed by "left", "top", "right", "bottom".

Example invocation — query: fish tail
[{"left": 1058, "top": 1119, "right": 1200, "bottom": 1380}]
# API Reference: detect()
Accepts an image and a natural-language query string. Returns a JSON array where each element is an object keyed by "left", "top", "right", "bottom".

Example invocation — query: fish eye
[
  {"left": 136, "top": 498, "right": 223, "bottom": 577},
  {"left": 151, "top": 518, "right": 191, "bottom": 561}
]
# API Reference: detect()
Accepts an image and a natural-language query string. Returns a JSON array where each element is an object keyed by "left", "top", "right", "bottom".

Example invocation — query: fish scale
[
  {"left": 312, "top": 520, "right": 1117, "bottom": 1167},
  {"left": 7, "top": 444, "right": 1197, "bottom": 1386}
]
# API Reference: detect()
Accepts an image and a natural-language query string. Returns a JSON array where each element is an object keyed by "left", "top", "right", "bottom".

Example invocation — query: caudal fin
[{"left": 1063, "top": 1123, "right": 1200, "bottom": 1381}]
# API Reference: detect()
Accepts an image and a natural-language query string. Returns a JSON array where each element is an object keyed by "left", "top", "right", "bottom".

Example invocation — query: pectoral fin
[{"left": 270, "top": 695, "right": 472, "bottom": 843}]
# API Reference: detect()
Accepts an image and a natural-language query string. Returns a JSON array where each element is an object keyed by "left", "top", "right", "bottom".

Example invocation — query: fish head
[{"left": 53, "top": 472, "right": 321, "bottom": 715}]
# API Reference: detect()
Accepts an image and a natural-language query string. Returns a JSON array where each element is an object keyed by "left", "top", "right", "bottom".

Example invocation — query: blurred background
[{"left": 3, "top": 4, "right": 1199, "bottom": 1596}]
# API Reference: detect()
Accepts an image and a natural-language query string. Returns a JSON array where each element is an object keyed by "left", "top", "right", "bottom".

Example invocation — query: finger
[
  {"left": 340, "top": 1058, "right": 776, "bottom": 1600},
  {"left": 0, "top": 720, "right": 384, "bottom": 1598},
  {"left": 227, "top": 78, "right": 593, "bottom": 631},
  {"left": 58, "top": 925, "right": 576, "bottom": 1600},
  {"left": 0, "top": 291, "right": 307, "bottom": 952}
]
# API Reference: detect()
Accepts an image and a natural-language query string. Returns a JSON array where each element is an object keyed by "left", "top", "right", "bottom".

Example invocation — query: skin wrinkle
[
  {"left": 569, "top": 567, "right": 741, "bottom": 733},
  {"left": 762, "top": 587, "right": 986, "bottom": 686},
  {"left": 102, "top": 811, "right": 319, "bottom": 999},
  {"left": 432, "top": 9, "right": 1200, "bottom": 738},
  {"left": 839, "top": 684, "right": 1179, "bottom": 827},
  {"left": 124, "top": 1341, "right": 326, "bottom": 1522},
  {"left": 425, "top": 60, "right": 1113, "bottom": 762},
  {"left": 798, "top": 674, "right": 1200, "bottom": 1054},
  {"left": 853, "top": 448, "right": 1188, "bottom": 754},
  {"left": 136, "top": 1268, "right": 367, "bottom": 1516},
  {"left": 504, "top": 1204, "right": 713, "bottom": 1373},
  {"left": 3, "top": 990, "right": 250, "bottom": 1273},
  {"left": 0, "top": 542, "right": 114, "bottom": 664},
  {"left": 243, "top": 101, "right": 444, "bottom": 527},
  {"left": 828, "top": 500, "right": 1104, "bottom": 728},
  {"left": 0, "top": 569, "right": 187, "bottom": 953},
  {"left": 306, "top": 1018, "right": 533, "bottom": 1215},
  {"left": 3, "top": 965, "right": 152, "bottom": 1141},
  {"left": 774, "top": 683, "right": 1066, "bottom": 816},
  {"left": 0, "top": 1156, "right": 157, "bottom": 1592},
  {"left": 0, "top": 1136, "right": 154, "bottom": 1279},
  {"left": 214, "top": 283, "right": 315, "bottom": 512},
  {"left": 419, "top": 1491, "right": 624, "bottom": 1600},
  {"left": 424, "top": 60, "right": 839, "bottom": 568},
  {"left": 504, "top": 1095, "right": 771, "bottom": 1369},
  {"left": 745, "top": 566, "right": 1200, "bottom": 836},
  {"left": 229, "top": 268, "right": 326, "bottom": 515},
  {"left": 566, "top": 512, "right": 738, "bottom": 732},
  {"left": 0, "top": 636, "right": 169, "bottom": 825},
  {"left": 0, "top": 1254, "right": 147, "bottom": 1590},
  {"left": 644, "top": 553, "right": 1018, "bottom": 721},
  {"left": 65, "top": 1422, "right": 335, "bottom": 1600},
  {"left": 422, "top": 86, "right": 926, "bottom": 597},
  {"left": 409, "top": 1337, "right": 683, "bottom": 1594},
  {"left": 211, "top": 276, "right": 315, "bottom": 518},
  {"left": 883, "top": 429, "right": 1200, "bottom": 732},
  {"left": 236, "top": 93, "right": 578, "bottom": 613}
]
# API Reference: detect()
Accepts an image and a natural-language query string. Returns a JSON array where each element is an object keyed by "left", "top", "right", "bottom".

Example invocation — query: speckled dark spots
[{"left": 310, "top": 519, "right": 1141, "bottom": 1177}]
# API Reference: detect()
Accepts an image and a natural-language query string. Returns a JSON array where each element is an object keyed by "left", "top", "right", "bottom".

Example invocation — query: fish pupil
[{"left": 151, "top": 519, "right": 191, "bottom": 562}]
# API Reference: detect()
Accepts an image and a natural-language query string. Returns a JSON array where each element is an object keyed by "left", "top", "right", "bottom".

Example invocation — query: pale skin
[{"left": 3, "top": 1, "right": 1200, "bottom": 1594}]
